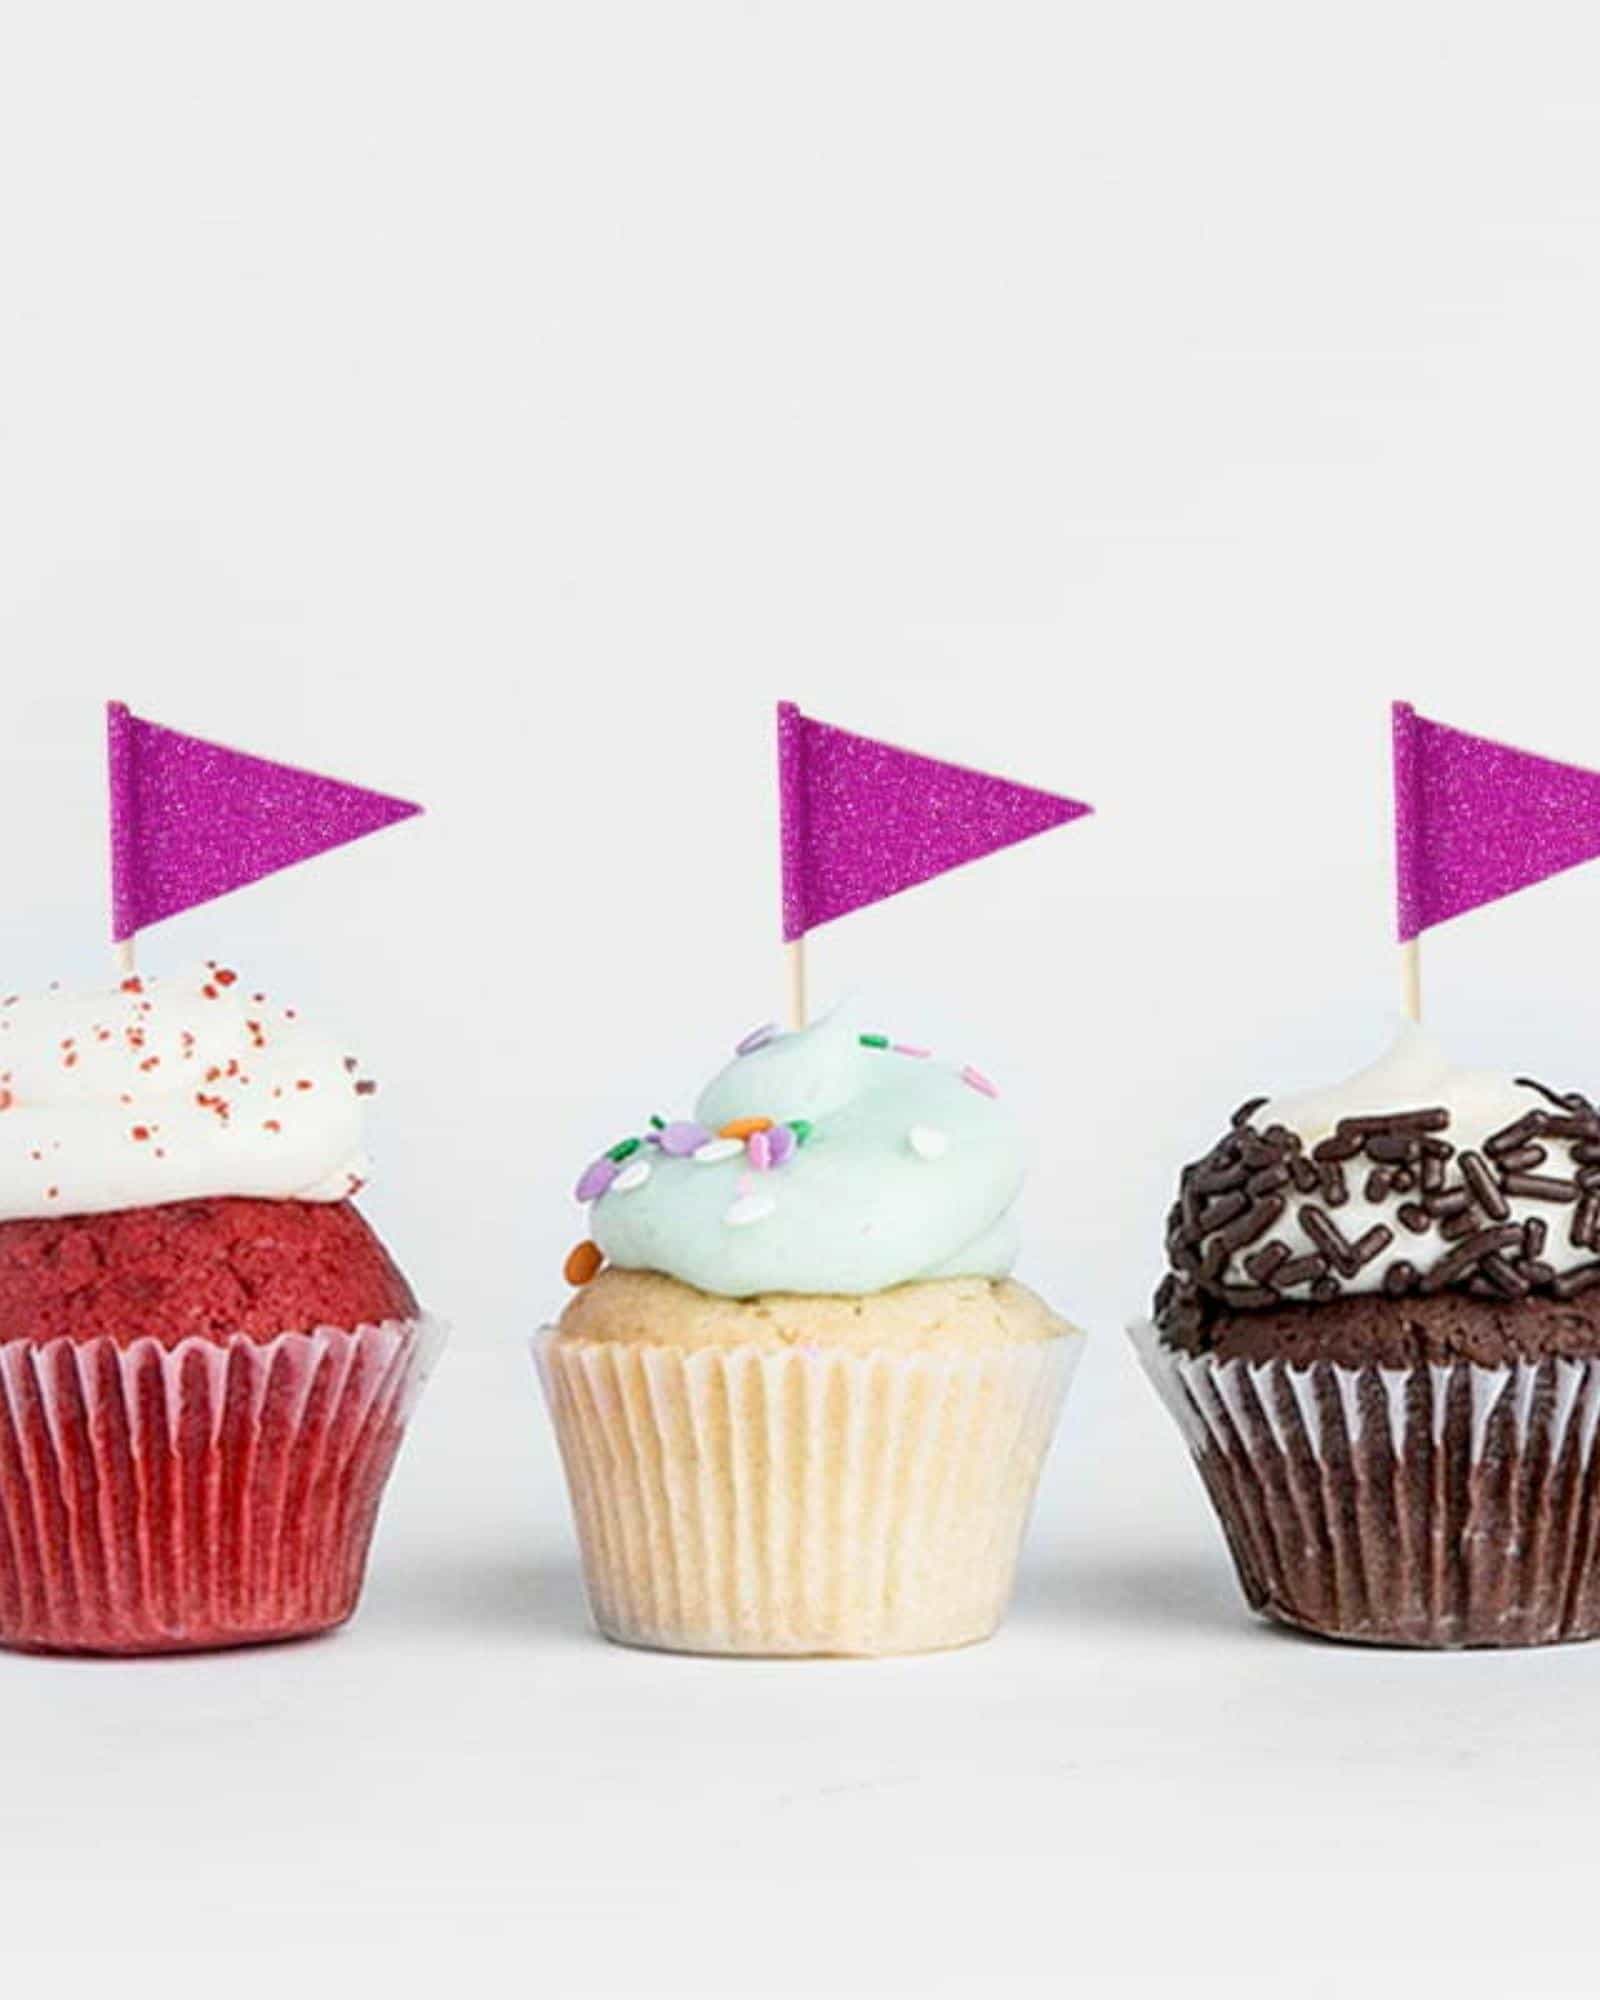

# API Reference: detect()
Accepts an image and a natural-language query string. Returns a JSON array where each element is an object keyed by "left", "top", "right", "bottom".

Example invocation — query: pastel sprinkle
[
  {"left": 766, "top": 1123, "right": 798, "bottom": 1168},
  {"left": 736, "top": 1022, "right": 780, "bottom": 1056},
  {"left": 694, "top": 1137, "right": 745, "bottom": 1165},
  {"left": 607, "top": 1136, "right": 642, "bottom": 1163},
  {"left": 648, "top": 1115, "right": 666, "bottom": 1131},
  {"left": 564, "top": 1239, "right": 604, "bottom": 1286},
  {"left": 746, "top": 1129, "right": 774, "bottom": 1171},
  {"left": 908, "top": 1125, "right": 949, "bottom": 1160},
  {"left": 719, "top": 1116, "right": 774, "bottom": 1141},
  {"left": 575, "top": 1157, "right": 618, "bottom": 1202},
  {"left": 788, "top": 1118, "right": 813, "bottom": 1146},
  {"left": 858, "top": 1032, "right": 890, "bottom": 1049},
  {"left": 961, "top": 1065, "right": 999, "bottom": 1099},
  {"left": 893, "top": 1043, "right": 931, "bottom": 1059},
  {"left": 725, "top": 1192, "right": 777, "bottom": 1227},
  {"left": 612, "top": 1159, "right": 652, "bottom": 1193},
  {"left": 659, "top": 1121, "right": 712, "bottom": 1157}
]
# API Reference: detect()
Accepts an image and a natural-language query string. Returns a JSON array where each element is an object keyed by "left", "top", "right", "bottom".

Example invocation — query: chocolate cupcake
[{"left": 1134, "top": 1025, "right": 1600, "bottom": 1648}]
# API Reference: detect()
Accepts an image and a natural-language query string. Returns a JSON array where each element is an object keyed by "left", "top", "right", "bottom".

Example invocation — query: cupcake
[
  {"left": 0, "top": 964, "right": 441, "bottom": 1654},
  {"left": 1135, "top": 1023, "right": 1600, "bottom": 1648},
  {"left": 538, "top": 1012, "right": 1079, "bottom": 1657}
]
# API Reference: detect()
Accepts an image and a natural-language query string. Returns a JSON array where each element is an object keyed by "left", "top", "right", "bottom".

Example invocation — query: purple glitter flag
[
  {"left": 1393, "top": 701, "right": 1600, "bottom": 941},
  {"left": 108, "top": 703, "right": 421, "bottom": 940},
  {"left": 777, "top": 702, "right": 1091, "bottom": 941}
]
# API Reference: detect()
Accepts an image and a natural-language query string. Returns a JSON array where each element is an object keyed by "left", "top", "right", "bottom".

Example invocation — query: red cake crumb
[{"left": 0, "top": 1198, "right": 417, "bottom": 1347}]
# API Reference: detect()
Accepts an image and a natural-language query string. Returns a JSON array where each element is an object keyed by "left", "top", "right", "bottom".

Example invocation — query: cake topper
[
  {"left": 107, "top": 701, "right": 422, "bottom": 970},
  {"left": 1393, "top": 700, "right": 1600, "bottom": 1019},
  {"left": 777, "top": 701, "right": 1091, "bottom": 1025}
]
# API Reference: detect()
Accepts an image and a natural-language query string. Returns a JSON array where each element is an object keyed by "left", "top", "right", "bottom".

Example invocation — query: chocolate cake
[{"left": 1139, "top": 1035, "right": 1600, "bottom": 1648}]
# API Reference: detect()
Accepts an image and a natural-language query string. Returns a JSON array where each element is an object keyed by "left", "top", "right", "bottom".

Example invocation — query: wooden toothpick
[
  {"left": 785, "top": 937, "right": 808, "bottom": 1031},
  {"left": 1400, "top": 936, "right": 1421, "bottom": 1024}
]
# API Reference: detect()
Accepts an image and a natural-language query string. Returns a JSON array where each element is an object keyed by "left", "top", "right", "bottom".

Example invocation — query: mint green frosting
[{"left": 587, "top": 1013, "right": 1024, "bottom": 1298}]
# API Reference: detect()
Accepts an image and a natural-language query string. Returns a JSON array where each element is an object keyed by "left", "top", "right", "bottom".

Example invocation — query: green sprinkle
[
  {"left": 648, "top": 1115, "right": 666, "bottom": 1131},
  {"left": 859, "top": 1033, "right": 890, "bottom": 1049},
  {"left": 788, "top": 1119, "right": 814, "bottom": 1145},
  {"left": 607, "top": 1137, "right": 642, "bottom": 1162}
]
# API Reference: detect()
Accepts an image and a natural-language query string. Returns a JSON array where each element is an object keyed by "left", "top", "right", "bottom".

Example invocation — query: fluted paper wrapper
[
  {"left": 0, "top": 1315, "right": 444, "bottom": 1655},
  {"left": 537, "top": 1332, "right": 1076, "bottom": 1657},
  {"left": 1131, "top": 1317, "right": 1600, "bottom": 1648}
]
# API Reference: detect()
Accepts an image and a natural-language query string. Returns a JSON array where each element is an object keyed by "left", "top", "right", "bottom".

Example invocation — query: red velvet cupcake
[{"left": 0, "top": 967, "right": 441, "bottom": 1654}]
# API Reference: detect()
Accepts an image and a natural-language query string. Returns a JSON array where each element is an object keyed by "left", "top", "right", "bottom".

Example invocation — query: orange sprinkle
[
  {"left": 718, "top": 1116, "right": 774, "bottom": 1141},
  {"left": 564, "top": 1239, "right": 604, "bottom": 1286}
]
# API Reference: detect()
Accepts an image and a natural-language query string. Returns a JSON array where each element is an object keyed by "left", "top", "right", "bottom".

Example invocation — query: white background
[{"left": 6, "top": 3, "right": 1600, "bottom": 1993}]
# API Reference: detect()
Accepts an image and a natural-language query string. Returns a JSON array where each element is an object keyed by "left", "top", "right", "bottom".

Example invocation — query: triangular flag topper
[
  {"left": 108, "top": 702, "right": 422, "bottom": 941},
  {"left": 777, "top": 701, "right": 1092, "bottom": 942},
  {"left": 1392, "top": 701, "right": 1600, "bottom": 941}
]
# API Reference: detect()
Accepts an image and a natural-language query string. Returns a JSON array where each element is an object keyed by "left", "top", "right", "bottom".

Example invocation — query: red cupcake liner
[{"left": 0, "top": 1315, "right": 443, "bottom": 1655}]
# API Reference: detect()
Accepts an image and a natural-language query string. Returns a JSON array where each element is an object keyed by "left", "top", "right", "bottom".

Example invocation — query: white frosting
[
  {"left": 1259, "top": 1024, "right": 1538, "bottom": 1158},
  {"left": 1212, "top": 1024, "right": 1594, "bottom": 1298},
  {"left": 0, "top": 966, "right": 369, "bottom": 1221}
]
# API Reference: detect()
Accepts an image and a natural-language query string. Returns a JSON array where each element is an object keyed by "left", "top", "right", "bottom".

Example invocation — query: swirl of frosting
[
  {"left": 582, "top": 1012, "right": 1025, "bottom": 1297},
  {"left": 0, "top": 965, "right": 371, "bottom": 1221},
  {"left": 1156, "top": 1022, "right": 1600, "bottom": 1334}
]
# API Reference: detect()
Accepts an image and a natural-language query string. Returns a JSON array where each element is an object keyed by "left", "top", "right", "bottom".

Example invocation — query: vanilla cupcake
[{"left": 538, "top": 1013, "right": 1079, "bottom": 1657}]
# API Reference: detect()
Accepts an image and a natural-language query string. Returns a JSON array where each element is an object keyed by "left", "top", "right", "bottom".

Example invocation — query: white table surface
[{"left": 11, "top": 1320, "right": 1598, "bottom": 1998}]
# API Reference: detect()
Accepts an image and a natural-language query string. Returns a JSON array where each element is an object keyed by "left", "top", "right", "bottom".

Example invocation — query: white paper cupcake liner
[
  {"left": 1131, "top": 1317, "right": 1600, "bottom": 1647},
  {"left": 536, "top": 1331, "right": 1077, "bottom": 1657},
  {"left": 0, "top": 1314, "right": 445, "bottom": 1655}
]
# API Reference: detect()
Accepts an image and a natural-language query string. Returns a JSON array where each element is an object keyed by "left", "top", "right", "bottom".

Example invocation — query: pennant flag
[
  {"left": 108, "top": 702, "right": 422, "bottom": 940},
  {"left": 1393, "top": 700, "right": 1600, "bottom": 940},
  {"left": 777, "top": 701, "right": 1091, "bottom": 941}
]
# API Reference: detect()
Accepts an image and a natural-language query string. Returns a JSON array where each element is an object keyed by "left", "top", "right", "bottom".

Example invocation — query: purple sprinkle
[
  {"left": 575, "top": 1157, "right": 619, "bottom": 1202},
  {"left": 766, "top": 1123, "right": 797, "bottom": 1168},
  {"left": 961, "top": 1065, "right": 999, "bottom": 1100},
  {"left": 736, "top": 1022, "right": 780, "bottom": 1056},
  {"left": 659, "top": 1121, "right": 712, "bottom": 1157},
  {"left": 746, "top": 1129, "right": 774, "bottom": 1171},
  {"left": 893, "top": 1043, "right": 932, "bottom": 1059}
]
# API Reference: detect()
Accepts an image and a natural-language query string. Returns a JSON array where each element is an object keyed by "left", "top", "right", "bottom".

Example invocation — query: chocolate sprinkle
[
  {"left": 1500, "top": 1173, "right": 1579, "bottom": 1204},
  {"left": 1155, "top": 1077, "right": 1600, "bottom": 1338},
  {"left": 1459, "top": 1151, "right": 1509, "bottom": 1221},
  {"left": 1419, "top": 1226, "right": 1526, "bottom": 1294}
]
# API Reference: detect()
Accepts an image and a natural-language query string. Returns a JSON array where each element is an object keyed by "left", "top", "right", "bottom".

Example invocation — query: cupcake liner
[
  {"left": 0, "top": 1314, "right": 445, "bottom": 1655},
  {"left": 1131, "top": 1317, "right": 1600, "bottom": 1648},
  {"left": 536, "top": 1331, "right": 1076, "bottom": 1657}
]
